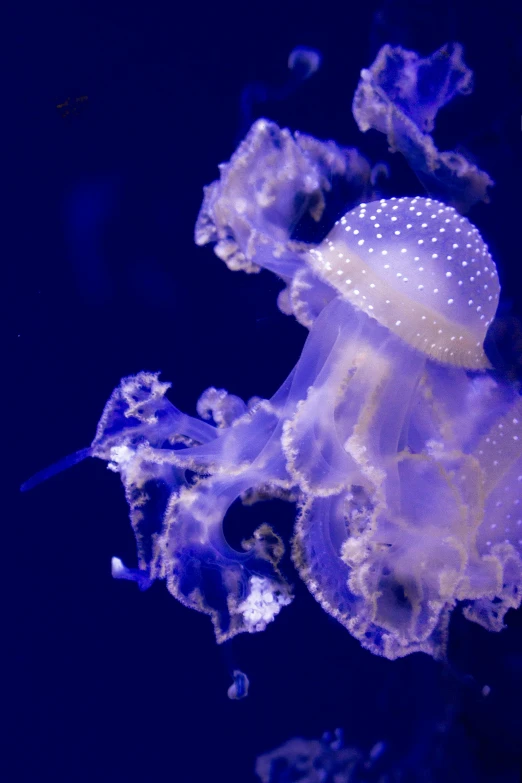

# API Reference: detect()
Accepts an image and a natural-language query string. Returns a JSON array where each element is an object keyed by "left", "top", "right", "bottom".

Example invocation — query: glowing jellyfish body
[
  {"left": 307, "top": 197, "right": 499, "bottom": 368},
  {"left": 84, "top": 198, "right": 522, "bottom": 659},
  {"left": 25, "top": 43, "right": 522, "bottom": 660}
]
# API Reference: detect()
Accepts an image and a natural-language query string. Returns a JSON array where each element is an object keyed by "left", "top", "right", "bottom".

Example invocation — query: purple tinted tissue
[{"left": 31, "top": 44, "right": 522, "bottom": 660}]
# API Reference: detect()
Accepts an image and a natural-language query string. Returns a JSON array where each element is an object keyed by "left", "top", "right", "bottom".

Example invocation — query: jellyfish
[
  {"left": 71, "top": 191, "right": 521, "bottom": 661},
  {"left": 227, "top": 670, "right": 250, "bottom": 700},
  {"left": 24, "top": 44, "right": 522, "bottom": 661}
]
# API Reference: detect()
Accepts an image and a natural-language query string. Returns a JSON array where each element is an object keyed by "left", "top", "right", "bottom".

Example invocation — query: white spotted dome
[{"left": 307, "top": 197, "right": 500, "bottom": 368}]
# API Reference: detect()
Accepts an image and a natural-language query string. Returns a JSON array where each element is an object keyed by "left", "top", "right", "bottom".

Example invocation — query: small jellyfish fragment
[
  {"left": 287, "top": 47, "right": 322, "bottom": 81},
  {"left": 20, "top": 447, "right": 92, "bottom": 492},
  {"left": 227, "top": 669, "right": 249, "bottom": 700},
  {"left": 256, "top": 733, "right": 363, "bottom": 783},
  {"left": 322, "top": 728, "right": 344, "bottom": 751},
  {"left": 111, "top": 556, "right": 153, "bottom": 592},
  {"left": 353, "top": 43, "right": 493, "bottom": 212},
  {"left": 238, "top": 47, "right": 322, "bottom": 139},
  {"left": 370, "top": 161, "right": 389, "bottom": 187},
  {"left": 367, "top": 740, "right": 386, "bottom": 765}
]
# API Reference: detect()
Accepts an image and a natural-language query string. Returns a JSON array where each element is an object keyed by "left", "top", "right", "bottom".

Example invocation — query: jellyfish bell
[{"left": 306, "top": 196, "right": 499, "bottom": 369}]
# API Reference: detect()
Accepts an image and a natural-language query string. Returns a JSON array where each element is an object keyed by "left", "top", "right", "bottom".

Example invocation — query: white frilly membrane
[
  {"left": 352, "top": 42, "right": 494, "bottom": 213},
  {"left": 89, "top": 275, "right": 522, "bottom": 658},
  {"left": 37, "top": 43, "right": 522, "bottom": 660}
]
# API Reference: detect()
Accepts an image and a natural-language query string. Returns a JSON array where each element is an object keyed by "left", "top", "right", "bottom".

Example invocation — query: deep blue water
[{"left": 9, "top": 1, "right": 522, "bottom": 781}]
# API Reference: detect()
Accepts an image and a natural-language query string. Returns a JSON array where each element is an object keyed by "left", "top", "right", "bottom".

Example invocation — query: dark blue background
[{"left": 9, "top": 1, "right": 522, "bottom": 781}]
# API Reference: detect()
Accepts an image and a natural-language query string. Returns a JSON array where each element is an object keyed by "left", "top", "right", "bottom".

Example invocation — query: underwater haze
[{"left": 9, "top": 1, "right": 522, "bottom": 781}]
